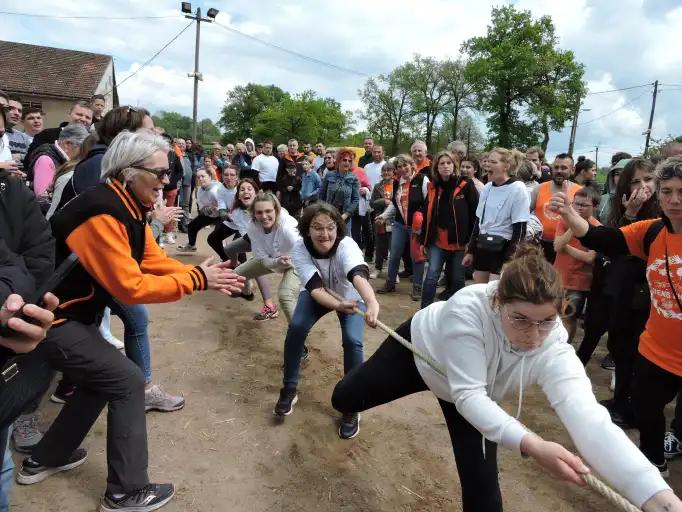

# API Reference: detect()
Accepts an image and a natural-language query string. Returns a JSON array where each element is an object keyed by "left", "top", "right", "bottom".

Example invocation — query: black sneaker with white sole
[
  {"left": 664, "top": 431, "right": 682, "bottom": 459},
  {"left": 274, "top": 387, "right": 298, "bottom": 416},
  {"left": 339, "top": 413, "right": 360, "bottom": 439},
  {"left": 16, "top": 448, "right": 88, "bottom": 485},
  {"left": 654, "top": 461, "right": 670, "bottom": 478},
  {"left": 100, "top": 483, "right": 175, "bottom": 512}
]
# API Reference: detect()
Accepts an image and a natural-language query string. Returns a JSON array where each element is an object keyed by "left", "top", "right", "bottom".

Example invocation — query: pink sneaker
[{"left": 254, "top": 304, "right": 279, "bottom": 321}]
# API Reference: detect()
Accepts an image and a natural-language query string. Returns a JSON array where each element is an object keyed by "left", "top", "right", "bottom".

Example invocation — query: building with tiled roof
[{"left": 0, "top": 40, "right": 118, "bottom": 126}]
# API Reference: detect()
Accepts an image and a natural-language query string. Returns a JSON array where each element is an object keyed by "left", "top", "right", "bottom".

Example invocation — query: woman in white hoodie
[
  {"left": 232, "top": 190, "right": 301, "bottom": 322},
  {"left": 332, "top": 244, "right": 680, "bottom": 512}
]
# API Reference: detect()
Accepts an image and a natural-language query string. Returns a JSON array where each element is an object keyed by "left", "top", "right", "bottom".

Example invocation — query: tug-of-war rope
[{"left": 324, "top": 288, "right": 641, "bottom": 512}]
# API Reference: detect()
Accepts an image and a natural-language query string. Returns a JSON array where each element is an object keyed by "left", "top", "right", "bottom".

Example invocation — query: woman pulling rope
[{"left": 331, "top": 243, "right": 681, "bottom": 512}]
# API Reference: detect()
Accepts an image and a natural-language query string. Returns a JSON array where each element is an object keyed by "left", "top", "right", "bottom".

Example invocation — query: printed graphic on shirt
[
  {"left": 647, "top": 254, "right": 682, "bottom": 321},
  {"left": 543, "top": 200, "right": 561, "bottom": 221}
]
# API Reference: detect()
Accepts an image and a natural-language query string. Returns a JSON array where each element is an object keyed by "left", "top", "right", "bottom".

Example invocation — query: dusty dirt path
[{"left": 11, "top": 230, "right": 681, "bottom": 511}]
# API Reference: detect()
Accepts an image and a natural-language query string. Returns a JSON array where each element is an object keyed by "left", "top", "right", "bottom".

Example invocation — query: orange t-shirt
[
  {"left": 621, "top": 219, "right": 682, "bottom": 375},
  {"left": 554, "top": 217, "right": 601, "bottom": 291},
  {"left": 535, "top": 181, "right": 580, "bottom": 241},
  {"left": 416, "top": 159, "right": 431, "bottom": 176}
]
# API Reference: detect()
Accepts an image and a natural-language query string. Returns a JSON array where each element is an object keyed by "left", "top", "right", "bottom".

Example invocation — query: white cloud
[{"left": 2, "top": 0, "right": 681, "bottom": 158}]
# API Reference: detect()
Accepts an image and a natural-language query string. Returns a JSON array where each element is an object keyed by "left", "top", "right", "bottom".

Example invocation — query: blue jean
[
  {"left": 421, "top": 245, "right": 466, "bottom": 308},
  {"left": 386, "top": 222, "right": 422, "bottom": 288},
  {"left": 283, "top": 291, "right": 365, "bottom": 389},
  {"left": 108, "top": 300, "right": 152, "bottom": 384},
  {"left": 0, "top": 429, "right": 12, "bottom": 512}
]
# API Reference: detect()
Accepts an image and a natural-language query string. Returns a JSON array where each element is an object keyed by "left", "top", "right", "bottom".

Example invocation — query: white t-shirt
[
  {"left": 475, "top": 180, "right": 530, "bottom": 239},
  {"left": 251, "top": 154, "right": 279, "bottom": 183},
  {"left": 225, "top": 208, "right": 251, "bottom": 235},
  {"left": 0, "top": 134, "right": 11, "bottom": 161},
  {"left": 363, "top": 160, "right": 385, "bottom": 189},
  {"left": 216, "top": 184, "right": 237, "bottom": 211},
  {"left": 196, "top": 181, "right": 221, "bottom": 215},
  {"left": 292, "top": 236, "right": 367, "bottom": 302}
]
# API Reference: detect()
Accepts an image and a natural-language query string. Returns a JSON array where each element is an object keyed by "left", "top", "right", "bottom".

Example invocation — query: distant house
[{"left": 0, "top": 40, "right": 118, "bottom": 126}]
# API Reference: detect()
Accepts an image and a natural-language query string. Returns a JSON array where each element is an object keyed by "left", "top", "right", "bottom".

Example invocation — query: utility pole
[
  {"left": 568, "top": 100, "right": 580, "bottom": 156},
  {"left": 644, "top": 80, "right": 659, "bottom": 156},
  {"left": 595, "top": 145, "right": 599, "bottom": 170},
  {"left": 182, "top": 3, "right": 219, "bottom": 144}
]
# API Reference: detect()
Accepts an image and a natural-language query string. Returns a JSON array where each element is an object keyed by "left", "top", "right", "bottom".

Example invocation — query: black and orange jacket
[
  {"left": 50, "top": 179, "right": 207, "bottom": 326},
  {"left": 419, "top": 176, "right": 479, "bottom": 249}
]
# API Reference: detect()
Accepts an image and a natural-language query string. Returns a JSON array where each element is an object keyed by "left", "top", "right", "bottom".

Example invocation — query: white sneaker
[
  {"left": 369, "top": 270, "right": 379, "bottom": 279},
  {"left": 396, "top": 275, "right": 400, "bottom": 284},
  {"left": 176, "top": 244, "right": 197, "bottom": 253},
  {"left": 165, "top": 233, "right": 177, "bottom": 245}
]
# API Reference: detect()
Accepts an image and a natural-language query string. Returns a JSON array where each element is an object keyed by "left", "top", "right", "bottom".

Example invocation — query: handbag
[{"left": 475, "top": 189, "right": 507, "bottom": 253}]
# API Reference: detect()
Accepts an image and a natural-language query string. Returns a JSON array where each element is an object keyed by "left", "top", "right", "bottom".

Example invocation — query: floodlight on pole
[{"left": 182, "top": 2, "right": 218, "bottom": 143}]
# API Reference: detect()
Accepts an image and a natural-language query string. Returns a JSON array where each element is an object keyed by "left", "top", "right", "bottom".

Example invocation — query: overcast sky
[{"left": 3, "top": 0, "right": 682, "bottom": 164}]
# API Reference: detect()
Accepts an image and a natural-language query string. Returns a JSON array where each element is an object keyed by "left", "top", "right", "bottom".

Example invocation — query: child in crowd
[
  {"left": 300, "top": 158, "right": 322, "bottom": 207},
  {"left": 278, "top": 161, "right": 303, "bottom": 218},
  {"left": 369, "top": 162, "right": 394, "bottom": 279},
  {"left": 553, "top": 186, "right": 601, "bottom": 343}
]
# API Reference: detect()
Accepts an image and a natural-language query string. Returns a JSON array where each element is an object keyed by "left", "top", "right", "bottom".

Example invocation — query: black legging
[
  {"left": 187, "top": 215, "right": 218, "bottom": 246},
  {"left": 575, "top": 289, "right": 610, "bottom": 365},
  {"left": 331, "top": 319, "right": 503, "bottom": 512},
  {"left": 206, "top": 223, "right": 246, "bottom": 263}
]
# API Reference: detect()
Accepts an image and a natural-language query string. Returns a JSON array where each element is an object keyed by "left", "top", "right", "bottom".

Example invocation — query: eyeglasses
[
  {"left": 130, "top": 165, "right": 170, "bottom": 180},
  {"left": 324, "top": 156, "right": 334, "bottom": 160},
  {"left": 572, "top": 201, "right": 593, "bottom": 208},
  {"left": 341, "top": 158, "right": 353, "bottom": 163},
  {"left": 506, "top": 313, "right": 558, "bottom": 333}
]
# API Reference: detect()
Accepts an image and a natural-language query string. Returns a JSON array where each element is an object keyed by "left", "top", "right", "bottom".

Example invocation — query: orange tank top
[{"left": 535, "top": 181, "right": 580, "bottom": 241}]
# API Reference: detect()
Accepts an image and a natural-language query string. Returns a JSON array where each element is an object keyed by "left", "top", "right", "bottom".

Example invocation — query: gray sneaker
[
  {"left": 145, "top": 385, "right": 185, "bottom": 413},
  {"left": 13, "top": 413, "right": 42, "bottom": 453}
]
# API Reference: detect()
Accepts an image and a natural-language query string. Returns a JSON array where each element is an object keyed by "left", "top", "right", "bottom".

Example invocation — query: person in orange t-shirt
[
  {"left": 531, "top": 153, "right": 581, "bottom": 263},
  {"left": 553, "top": 187, "right": 601, "bottom": 343},
  {"left": 549, "top": 156, "right": 682, "bottom": 474}
]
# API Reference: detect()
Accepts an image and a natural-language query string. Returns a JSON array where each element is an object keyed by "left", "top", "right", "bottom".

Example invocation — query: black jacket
[
  {"left": 419, "top": 177, "right": 479, "bottom": 248},
  {"left": 23, "top": 123, "right": 68, "bottom": 166},
  {"left": 358, "top": 152, "right": 372, "bottom": 168},
  {"left": 25, "top": 143, "right": 67, "bottom": 186},
  {"left": 391, "top": 173, "right": 427, "bottom": 227},
  {"left": 54, "top": 144, "right": 108, "bottom": 213},
  {"left": 164, "top": 150, "right": 185, "bottom": 191},
  {"left": 0, "top": 171, "right": 55, "bottom": 290}
]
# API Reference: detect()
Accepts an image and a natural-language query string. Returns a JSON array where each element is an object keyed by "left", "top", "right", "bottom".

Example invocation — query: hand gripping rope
[{"left": 324, "top": 288, "right": 641, "bottom": 512}]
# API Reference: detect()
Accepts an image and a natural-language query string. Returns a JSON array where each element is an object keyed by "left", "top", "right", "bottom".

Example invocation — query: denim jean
[
  {"left": 108, "top": 300, "right": 152, "bottom": 384},
  {"left": 421, "top": 246, "right": 466, "bottom": 308},
  {"left": 0, "top": 428, "right": 12, "bottom": 512},
  {"left": 283, "top": 290, "right": 365, "bottom": 389},
  {"left": 386, "top": 222, "right": 422, "bottom": 288}
]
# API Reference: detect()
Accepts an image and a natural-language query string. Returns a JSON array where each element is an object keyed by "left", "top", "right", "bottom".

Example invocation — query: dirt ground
[{"left": 10, "top": 229, "right": 681, "bottom": 511}]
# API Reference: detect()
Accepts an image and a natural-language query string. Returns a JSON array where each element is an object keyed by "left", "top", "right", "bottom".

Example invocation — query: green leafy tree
[
  {"left": 197, "top": 118, "right": 222, "bottom": 144},
  {"left": 396, "top": 55, "right": 450, "bottom": 151},
  {"left": 647, "top": 134, "right": 682, "bottom": 157},
  {"left": 359, "top": 73, "right": 413, "bottom": 155},
  {"left": 440, "top": 58, "right": 477, "bottom": 143},
  {"left": 252, "top": 91, "right": 351, "bottom": 145},
  {"left": 152, "top": 111, "right": 193, "bottom": 139},
  {"left": 463, "top": 6, "right": 585, "bottom": 148},
  {"left": 218, "top": 83, "right": 290, "bottom": 143}
]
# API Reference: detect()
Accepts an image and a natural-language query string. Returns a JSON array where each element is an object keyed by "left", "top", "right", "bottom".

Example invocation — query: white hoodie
[
  {"left": 246, "top": 208, "right": 300, "bottom": 271},
  {"left": 410, "top": 281, "right": 669, "bottom": 509}
]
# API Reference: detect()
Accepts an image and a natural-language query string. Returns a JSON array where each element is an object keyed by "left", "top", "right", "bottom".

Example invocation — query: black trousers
[
  {"left": 540, "top": 239, "right": 556, "bottom": 264},
  {"left": 187, "top": 214, "right": 218, "bottom": 246},
  {"left": 575, "top": 290, "right": 611, "bottom": 365},
  {"left": 332, "top": 319, "right": 503, "bottom": 512},
  {"left": 351, "top": 213, "right": 374, "bottom": 259},
  {"left": 206, "top": 223, "right": 245, "bottom": 263},
  {"left": 608, "top": 307, "right": 648, "bottom": 414},
  {"left": 31, "top": 322, "right": 148, "bottom": 494},
  {"left": 634, "top": 355, "right": 682, "bottom": 465}
]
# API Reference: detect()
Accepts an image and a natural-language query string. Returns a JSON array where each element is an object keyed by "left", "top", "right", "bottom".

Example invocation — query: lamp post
[{"left": 181, "top": 2, "right": 219, "bottom": 144}]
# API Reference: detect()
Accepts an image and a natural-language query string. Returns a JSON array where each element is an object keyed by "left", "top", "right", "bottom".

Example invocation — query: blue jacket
[
  {"left": 319, "top": 171, "right": 359, "bottom": 216},
  {"left": 301, "top": 171, "right": 321, "bottom": 203}
]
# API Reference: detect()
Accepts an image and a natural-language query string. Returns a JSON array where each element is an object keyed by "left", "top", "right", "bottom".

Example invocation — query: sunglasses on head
[{"left": 659, "top": 163, "right": 682, "bottom": 180}]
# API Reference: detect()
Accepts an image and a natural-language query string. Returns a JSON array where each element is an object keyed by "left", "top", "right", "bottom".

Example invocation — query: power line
[
  {"left": 577, "top": 88, "right": 652, "bottom": 127},
  {"left": 586, "top": 83, "right": 653, "bottom": 95},
  {"left": 660, "top": 83, "right": 682, "bottom": 88},
  {"left": 104, "top": 20, "right": 194, "bottom": 95},
  {"left": 212, "top": 20, "right": 369, "bottom": 78},
  {"left": 0, "top": 10, "right": 180, "bottom": 20}
]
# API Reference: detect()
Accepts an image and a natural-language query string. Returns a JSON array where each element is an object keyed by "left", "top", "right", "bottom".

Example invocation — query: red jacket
[{"left": 352, "top": 166, "right": 371, "bottom": 190}]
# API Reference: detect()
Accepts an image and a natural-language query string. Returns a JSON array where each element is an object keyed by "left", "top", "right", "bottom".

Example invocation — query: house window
[{"left": 23, "top": 101, "right": 43, "bottom": 112}]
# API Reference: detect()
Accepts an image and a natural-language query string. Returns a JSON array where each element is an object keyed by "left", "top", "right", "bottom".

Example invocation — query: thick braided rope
[{"left": 326, "top": 288, "right": 641, "bottom": 512}]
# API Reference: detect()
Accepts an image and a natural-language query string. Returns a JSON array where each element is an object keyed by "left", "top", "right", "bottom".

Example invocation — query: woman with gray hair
[
  {"left": 15, "top": 130, "right": 244, "bottom": 512},
  {"left": 28, "top": 123, "right": 88, "bottom": 201}
]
